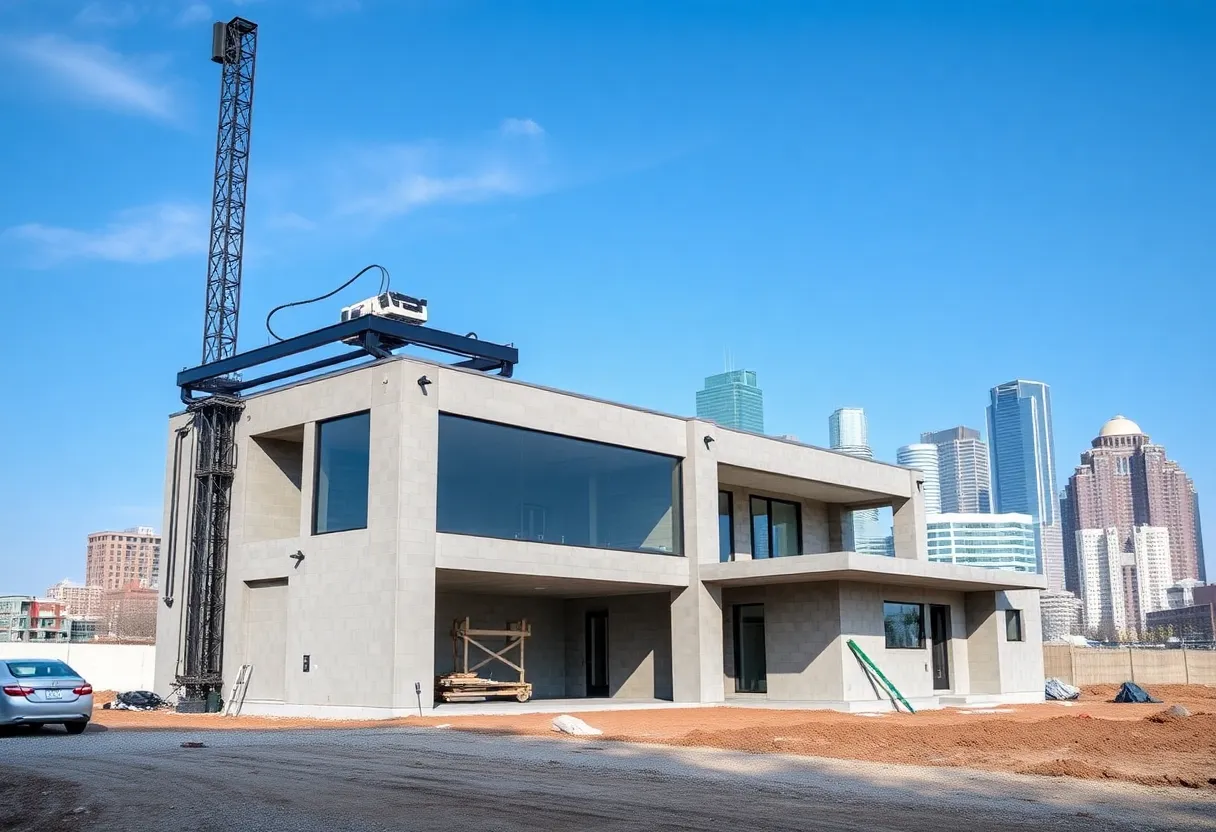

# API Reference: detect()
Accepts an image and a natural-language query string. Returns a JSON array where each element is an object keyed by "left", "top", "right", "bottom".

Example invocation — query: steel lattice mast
[
  {"left": 202, "top": 17, "right": 257, "bottom": 365},
  {"left": 174, "top": 17, "right": 257, "bottom": 711}
]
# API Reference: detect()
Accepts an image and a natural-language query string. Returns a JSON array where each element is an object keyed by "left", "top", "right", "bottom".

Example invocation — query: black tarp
[{"left": 1113, "top": 681, "right": 1161, "bottom": 703}]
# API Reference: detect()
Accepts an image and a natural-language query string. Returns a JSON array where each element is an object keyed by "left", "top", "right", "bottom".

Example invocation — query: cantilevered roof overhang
[{"left": 700, "top": 552, "right": 1048, "bottom": 593}]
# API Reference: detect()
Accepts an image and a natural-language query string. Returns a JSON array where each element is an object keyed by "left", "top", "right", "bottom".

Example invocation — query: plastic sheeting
[
  {"left": 1113, "top": 681, "right": 1161, "bottom": 704},
  {"left": 1045, "top": 678, "right": 1080, "bottom": 700}
]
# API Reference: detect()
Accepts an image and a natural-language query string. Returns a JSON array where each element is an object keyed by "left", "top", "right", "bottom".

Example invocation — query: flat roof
[{"left": 175, "top": 351, "right": 915, "bottom": 472}]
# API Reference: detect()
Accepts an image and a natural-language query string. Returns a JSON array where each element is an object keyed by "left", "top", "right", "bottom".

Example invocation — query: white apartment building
[
  {"left": 1132, "top": 526, "right": 1172, "bottom": 625},
  {"left": 926, "top": 513, "right": 1037, "bottom": 572},
  {"left": 44, "top": 579, "right": 103, "bottom": 619},
  {"left": 1076, "top": 528, "right": 1127, "bottom": 636},
  {"left": 897, "top": 444, "right": 941, "bottom": 515}
]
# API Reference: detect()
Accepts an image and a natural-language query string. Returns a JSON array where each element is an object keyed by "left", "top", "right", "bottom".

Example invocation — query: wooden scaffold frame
[{"left": 435, "top": 617, "right": 534, "bottom": 703}]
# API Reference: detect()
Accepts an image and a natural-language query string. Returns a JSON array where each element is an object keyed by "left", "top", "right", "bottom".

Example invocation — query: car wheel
[{"left": 64, "top": 722, "right": 88, "bottom": 735}]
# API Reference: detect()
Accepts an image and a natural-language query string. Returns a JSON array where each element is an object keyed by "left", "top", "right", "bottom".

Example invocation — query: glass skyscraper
[
  {"left": 696, "top": 370, "right": 764, "bottom": 433},
  {"left": 829, "top": 407, "right": 888, "bottom": 556},
  {"left": 986, "top": 379, "right": 1064, "bottom": 589}
]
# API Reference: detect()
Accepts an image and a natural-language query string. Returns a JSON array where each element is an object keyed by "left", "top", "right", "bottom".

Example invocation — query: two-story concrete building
[{"left": 154, "top": 356, "right": 1045, "bottom": 717}]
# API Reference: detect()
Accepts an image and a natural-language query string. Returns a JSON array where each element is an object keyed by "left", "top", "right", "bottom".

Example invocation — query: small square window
[
  {"left": 1005, "top": 610, "right": 1024, "bottom": 642},
  {"left": 883, "top": 602, "right": 925, "bottom": 649}
]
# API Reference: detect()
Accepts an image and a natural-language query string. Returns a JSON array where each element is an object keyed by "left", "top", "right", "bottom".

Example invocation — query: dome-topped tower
[
  {"left": 1093, "top": 415, "right": 1148, "bottom": 448},
  {"left": 1098, "top": 415, "right": 1143, "bottom": 438}
]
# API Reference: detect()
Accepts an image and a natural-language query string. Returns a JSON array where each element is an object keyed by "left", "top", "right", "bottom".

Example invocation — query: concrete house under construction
[{"left": 154, "top": 356, "right": 1046, "bottom": 717}]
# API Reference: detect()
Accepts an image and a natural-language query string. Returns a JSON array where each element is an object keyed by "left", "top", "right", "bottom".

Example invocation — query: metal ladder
[{"left": 224, "top": 664, "right": 252, "bottom": 716}]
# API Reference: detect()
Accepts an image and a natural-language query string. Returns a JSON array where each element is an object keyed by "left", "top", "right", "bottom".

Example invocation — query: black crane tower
[{"left": 174, "top": 17, "right": 257, "bottom": 711}]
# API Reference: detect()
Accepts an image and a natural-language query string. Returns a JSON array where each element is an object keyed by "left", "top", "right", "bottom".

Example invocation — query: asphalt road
[{"left": 1, "top": 725, "right": 1213, "bottom": 832}]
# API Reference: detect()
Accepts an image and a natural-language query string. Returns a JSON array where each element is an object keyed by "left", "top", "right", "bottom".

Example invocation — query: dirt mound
[{"left": 1020, "top": 759, "right": 1117, "bottom": 780}]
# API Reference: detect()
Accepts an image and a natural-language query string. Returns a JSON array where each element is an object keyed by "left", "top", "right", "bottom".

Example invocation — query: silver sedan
[{"left": 0, "top": 658, "right": 93, "bottom": 733}]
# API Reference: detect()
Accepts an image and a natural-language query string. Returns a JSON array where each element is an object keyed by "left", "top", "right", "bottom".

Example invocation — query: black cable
[{"left": 265, "top": 264, "right": 390, "bottom": 342}]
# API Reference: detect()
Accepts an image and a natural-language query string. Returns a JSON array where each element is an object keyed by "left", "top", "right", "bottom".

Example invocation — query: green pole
[{"left": 847, "top": 639, "right": 916, "bottom": 714}]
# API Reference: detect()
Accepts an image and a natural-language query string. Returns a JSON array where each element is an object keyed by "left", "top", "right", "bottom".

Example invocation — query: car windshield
[{"left": 7, "top": 661, "right": 76, "bottom": 679}]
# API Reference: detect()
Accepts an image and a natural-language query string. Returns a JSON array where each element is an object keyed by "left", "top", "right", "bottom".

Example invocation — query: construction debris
[
  {"left": 435, "top": 618, "right": 534, "bottom": 703},
  {"left": 103, "top": 691, "right": 166, "bottom": 711},
  {"left": 551, "top": 715, "right": 602, "bottom": 736},
  {"left": 1045, "top": 678, "right": 1080, "bottom": 700}
]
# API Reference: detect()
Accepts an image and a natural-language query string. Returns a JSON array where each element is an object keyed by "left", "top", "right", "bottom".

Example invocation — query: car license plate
[{"left": 45, "top": 689, "right": 63, "bottom": 700}]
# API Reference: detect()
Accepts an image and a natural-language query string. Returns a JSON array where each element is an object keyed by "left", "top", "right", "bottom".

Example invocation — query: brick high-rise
[
  {"left": 1063, "top": 416, "right": 1201, "bottom": 589},
  {"left": 86, "top": 526, "right": 161, "bottom": 591}
]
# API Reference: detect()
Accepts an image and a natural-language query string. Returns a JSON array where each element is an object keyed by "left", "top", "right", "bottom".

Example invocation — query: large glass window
[
  {"left": 749, "top": 496, "right": 801, "bottom": 558},
  {"left": 718, "top": 491, "right": 734, "bottom": 562},
  {"left": 436, "top": 414, "right": 683, "bottom": 555},
  {"left": 883, "top": 602, "right": 925, "bottom": 649},
  {"left": 312, "top": 412, "right": 371, "bottom": 534}
]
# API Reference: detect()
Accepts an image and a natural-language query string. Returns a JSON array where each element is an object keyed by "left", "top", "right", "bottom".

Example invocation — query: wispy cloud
[
  {"left": 5, "top": 34, "right": 176, "bottom": 121},
  {"left": 175, "top": 2, "right": 212, "bottom": 25},
  {"left": 325, "top": 119, "right": 552, "bottom": 221},
  {"left": 3, "top": 203, "right": 208, "bottom": 266},
  {"left": 74, "top": 2, "right": 140, "bottom": 27},
  {"left": 500, "top": 117, "right": 545, "bottom": 137}
]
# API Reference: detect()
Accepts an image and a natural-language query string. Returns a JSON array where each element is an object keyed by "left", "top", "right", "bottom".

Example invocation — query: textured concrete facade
[{"left": 155, "top": 356, "right": 1045, "bottom": 716}]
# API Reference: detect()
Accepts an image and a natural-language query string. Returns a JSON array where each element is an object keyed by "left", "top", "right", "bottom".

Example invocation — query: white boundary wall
[{"left": 0, "top": 644, "right": 155, "bottom": 692}]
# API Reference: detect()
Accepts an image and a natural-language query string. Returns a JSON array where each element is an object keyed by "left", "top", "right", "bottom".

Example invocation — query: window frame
[
  {"left": 435, "top": 413, "right": 685, "bottom": 556},
  {"left": 883, "top": 601, "right": 926, "bottom": 650},
  {"left": 1005, "top": 609, "right": 1024, "bottom": 642},
  {"left": 748, "top": 495, "right": 802, "bottom": 559},
  {"left": 718, "top": 490, "right": 735, "bottom": 563},
  {"left": 311, "top": 410, "right": 372, "bottom": 536}
]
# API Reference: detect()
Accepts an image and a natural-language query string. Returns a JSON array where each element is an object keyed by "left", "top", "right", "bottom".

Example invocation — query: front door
[
  {"left": 929, "top": 604, "right": 950, "bottom": 691},
  {"left": 585, "top": 610, "right": 609, "bottom": 697},
  {"left": 733, "top": 604, "right": 767, "bottom": 693}
]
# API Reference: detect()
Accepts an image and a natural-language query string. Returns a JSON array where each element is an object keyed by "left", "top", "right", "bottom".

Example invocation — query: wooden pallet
[{"left": 436, "top": 618, "right": 534, "bottom": 703}]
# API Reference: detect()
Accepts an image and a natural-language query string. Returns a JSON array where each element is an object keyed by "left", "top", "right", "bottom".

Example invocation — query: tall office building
[
  {"left": 987, "top": 380, "right": 1064, "bottom": 590},
  {"left": 829, "top": 408, "right": 886, "bottom": 555},
  {"left": 921, "top": 426, "right": 991, "bottom": 514},
  {"left": 1062, "top": 416, "right": 1202, "bottom": 587},
  {"left": 829, "top": 408, "right": 871, "bottom": 459},
  {"left": 896, "top": 444, "right": 941, "bottom": 515},
  {"left": 696, "top": 370, "right": 764, "bottom": 433},
  {"left": 86, "top": 526, "right": 161, "bottom": 591}
]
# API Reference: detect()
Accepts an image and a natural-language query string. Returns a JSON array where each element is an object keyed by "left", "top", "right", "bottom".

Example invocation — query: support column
[
  {"left": 670, "top": 421, "right": 725, "bottom": 703},
  {"left": 891, "top": 470, "right": 927, "bottom": 560}
]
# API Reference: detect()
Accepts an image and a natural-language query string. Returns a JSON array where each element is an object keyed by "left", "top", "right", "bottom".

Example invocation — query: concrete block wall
[
  {"left": 243, "top": 435, "right": 304, "bottom": 543},
  {"left": 721, "top": 583, "right": 844, "bottom": 701},
  {"left": 564, "top": 593, "right": 673, "bottom": 699},
  {"left": 719, "top": 485, "right": 831, "bottom": 560},
  {"left": 838, "top": 581, "right": 970, "bottom": 701}
]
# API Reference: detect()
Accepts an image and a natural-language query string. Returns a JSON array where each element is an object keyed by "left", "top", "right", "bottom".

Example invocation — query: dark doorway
[
  {"left": 929, "top": 604, "right": 951, "bottom": 691},
  {"left": 733, "top": 604, "right": 767, "bottom": 693},
  {"left": 585, "top": 610, "right": 609, "bottom": 697}
]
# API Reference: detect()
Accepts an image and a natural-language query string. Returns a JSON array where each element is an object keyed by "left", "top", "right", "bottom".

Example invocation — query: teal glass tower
[{"left": 696, "top": 370, "right": 764, "bottom": 433}]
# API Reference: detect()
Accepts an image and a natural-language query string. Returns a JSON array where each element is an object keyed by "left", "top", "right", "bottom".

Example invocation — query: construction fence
[{"left": 1043, "top": 644, "right": 1216, "bottom": 687}]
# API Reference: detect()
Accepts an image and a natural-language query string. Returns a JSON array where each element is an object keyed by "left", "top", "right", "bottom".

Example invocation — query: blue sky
[{"left": 0, "top": 0, "right": 1213, "bottom": 591}]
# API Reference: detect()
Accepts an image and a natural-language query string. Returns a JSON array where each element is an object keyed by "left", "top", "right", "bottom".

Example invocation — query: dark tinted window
[
  {"left": 1005, "top": 609, "right": 1024, "bottom": 642},
  {"left": 7, "top": 661, "right": 76, "bottom": 678},
  {"left": 437, "top": 414, "right": 682, "bottom": 554},
  {"left": 883, "top": 602, "right": 925, "bottom": 649},
  {"left": 718, "top": 491, "right": 734, "bottom": 562},
  {"left": 313, "top": 412, "right": 371, "bottom": 534},
  {"left": 749, "top": 496, "right": 801, "bottom": 558}
]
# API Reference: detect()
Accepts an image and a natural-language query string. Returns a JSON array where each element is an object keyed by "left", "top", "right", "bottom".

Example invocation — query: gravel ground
[{"left": 2, "top": 725, "right": 1213, "bottom": 832}]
